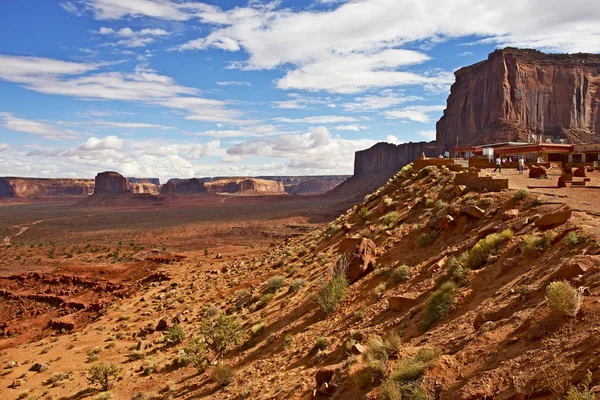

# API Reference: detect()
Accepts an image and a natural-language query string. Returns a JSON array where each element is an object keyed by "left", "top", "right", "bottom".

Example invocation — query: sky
[{"left": 0, "top": 0, "right": 599, "bottom": 181}]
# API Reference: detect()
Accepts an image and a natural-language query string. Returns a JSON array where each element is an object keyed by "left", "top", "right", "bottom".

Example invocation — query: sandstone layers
[
  {"left": 436, "top": 48, "right": 600, "bottom": 153},
  {"left": 0, "top": 177, "right": 94, "bottom": 198},
  {"left": 93, "top": 171, "right": 131, "bottom": 194},
  {"left": 353, "top": 142, "right": 436, "bottom": 177}
]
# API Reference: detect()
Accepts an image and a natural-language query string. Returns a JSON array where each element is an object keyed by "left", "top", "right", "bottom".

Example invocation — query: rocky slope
[
  {"left": 436, "top": 48, "right": 600, "bottom": 153},
  {"left": 0, "top": 177, "right": 94, "bottom": 198}
]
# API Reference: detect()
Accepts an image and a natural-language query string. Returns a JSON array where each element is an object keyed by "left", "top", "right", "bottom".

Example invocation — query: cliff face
[
  {"left": 204, "top": 178, "right": 284, "bottom": 194},
  {"left": 127, "top": 178, "right": 160, "bottom": 186},
  {"left": 354, "top": 142, "right": 436, "bottom": 177},
  {"left": 0, "top": 177, "right": 94, "bottom": 198},
  {"left": 93, "top": 172, "right": 131, "bottom": 194},
  {"left": 284, "top": 178, "right": 348, "bottom": 195},
  {"left": 436, "top": 48, "right": 600, "bottom": 153}
]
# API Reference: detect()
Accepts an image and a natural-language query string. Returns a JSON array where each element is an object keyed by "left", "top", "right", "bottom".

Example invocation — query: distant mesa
[
  {"left": 0, "top": 177, "right": 94, "bottom": 199},
  {"left": 93, "top": 171, "right": 131, "bottom": 195}
]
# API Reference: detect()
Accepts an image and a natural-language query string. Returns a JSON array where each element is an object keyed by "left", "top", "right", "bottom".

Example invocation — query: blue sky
[{"left": 0, "top": 0, "right": 598, "bottom": 181}]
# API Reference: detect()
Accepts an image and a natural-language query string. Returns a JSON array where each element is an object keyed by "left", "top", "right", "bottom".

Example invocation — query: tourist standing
[
  {"left": 518, "top": 158, "right": 525, "bottom": 174},
  {"left": 494, "top": 157, "right": 502, "bottom": 173}
]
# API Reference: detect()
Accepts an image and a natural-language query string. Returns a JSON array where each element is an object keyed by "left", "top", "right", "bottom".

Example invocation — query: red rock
[
  {"left": 455, "top": 216, "right": 470, "bottom": 230},
  {"left": 315, "top": 363, "right": 343, "bottom": 387},
  {"left": 338, "top": 238, "right": 376, "bottom": 283},
  {"left": 354, "top": 142, "right": 436, "bottom": 177},
  {"left": 94, "top": 171, "right": 131, "bottom": 194},
  {"left": 585, "top": 166, "right": 595, "bottom": 173},
  {"left": 534, "top": 205, "right": 572, "bottom": 228},
  {"left": 436, "top": 48, "right": 600, "bottom": 154},
  {"left": 454, "top": 185, "right": 467, "bottom": 197},
  {"left": 49, "top": 316, "right": 76, "bottom": 331},
  {"left": 284, "top": 178, "right": 346, "bottom": 195},
  {"left": 512, "top": 219, "right": 528, "bottom": 232},
  {"left": 573, "top": 167, "right": 587, "bottom": 178},
  {"left": 350, "top": 343, "right": 367, "bottom": 355},
  {"left": 500, "top": 209, "right": 519, "bottom": 221},
  {"left": 0, "top": 177, "right": 94, "bottom": 199},
  {"left": 551, "top": 256, "right": 600, "bottom": 280},
  {"left": 439, "top": 215, "right": 455, "bottom": 231},
  {"left": 557, "top": 175, "right": 567, "bottom": 188},
  {"left": 462, "top": 206, "right": 485, "bottom": 219},
  {"left": 529, "top": 165, "right": 548, "bottom": 179},
  {"left": 388, "top": 295, "right": 418, "bottom": 311}
]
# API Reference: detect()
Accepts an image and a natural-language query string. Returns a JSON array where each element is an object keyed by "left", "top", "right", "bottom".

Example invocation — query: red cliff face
[
  {"left": 436, "top": 48, "right": 600, "bottom": 153},
  {"left": 353, "top": 142, "right": 436, "bottom": 177},
  {"left": 204, "top": 178, "right": 284, "bottom": 194},
  {"left": 284, "top": 178, "right": 347, "bottom": 195},
  {"left": 93, "top": 172, "right": 131, "bottom": 194},
  {"left": 0, "top": 177, "right": 94, "bottom": 198}
]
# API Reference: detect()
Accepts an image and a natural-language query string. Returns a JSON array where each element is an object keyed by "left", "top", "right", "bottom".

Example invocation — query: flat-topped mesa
[
  {"left": 354, "top": 142, "right": 436, "bottom": 177},
  {"left": 436, "top": 48, "right": 600, "bottom": 153},
  {"left": 93, "top": 171, "right": 131, "bottom": 195},
  {"left": 162, "top": 178, "right": 206, "bottom": 194},
  {"left": 0, "top": 177, "right": 94, "bottom": 198},
  {"left": 204, "top": 178, "right": 284, "bottom": 194}
]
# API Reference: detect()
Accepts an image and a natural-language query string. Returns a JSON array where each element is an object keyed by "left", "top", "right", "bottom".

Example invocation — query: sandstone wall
[
  {"left": 354, "top": 142, "right": 437, "bottom": 177},
  {"left": 284, "top": 178, "right": 347, "bottom": 195},
  {"left": 94, "top": 172, "right": 131, "bottom": 194},
  {"left": 454, "top": 172, "right": 509, "bottom": 192},
  {"left": 436, "top": 48, "right": 600, "bottom": 154},
  {"left": 0, "top": 177, "right": 94, "bottom": 198}
]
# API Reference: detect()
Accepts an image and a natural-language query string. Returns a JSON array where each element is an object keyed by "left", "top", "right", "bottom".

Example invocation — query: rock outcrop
[
  {"left": 162, "top": 178, "right": 285, "bottom": 195},
  {"left": 354, "top": 142, "right": 436, "bottom": 177},
  {"left": 93, "top": 172, "right": 131, "bottom": 194},
  {"left": 284, "top": 178, "right": 347, "bottom": 195},
  {"left": 0, "top": 177, "right": 94, "bottom": 198},
  {"left": 436, "top": 48, "right": 600, "bottom": 153}
]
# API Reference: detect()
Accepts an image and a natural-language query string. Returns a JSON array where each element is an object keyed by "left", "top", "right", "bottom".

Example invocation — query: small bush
[
  {"left": 382, "top": 211, "right": 400, "bottom": 228},
  {"left": 267, "top": 276, "right": 285, "bottom": 293},
  {"left": 433, "top": 200, "right": 447, "bottom": 212},
  {"left": 88, "top": 362, "right": 119, "bottom": 391},
  {"left": 259, "top": 293, "right": 275, "bottom": 308},
  {"left": 565, "top": 231, "right": 581, "bottom": 246},
  {"left": 328, "top": 225, "right": 341, "bottom": 236},
  {"left": 546, "top": 281, "right": 582, "bottom": 317},
  {"left": 165, "top": 324, "right": 185, "bottom": 345},
  {"left": 213, "top": 363, "right": 235, "bottom": 386},
  {"left": 314, "top": 337, "right": 328, "bottom": 351},
  {"left": 418, "top": 233, "right": 434, "bottom": 247},
  {"left": 375, "top": 282, "right": 387, "bottom": 298},
  {"left": 363, "top": 332, "right": 402, "bottom": 378},
  {"left": 199, "top": 315, "right": 243, "bottom": 359},
  {"left": 251, "top": 323, "right": 265, "bottom": 335},
  {"left": 359, "top": 207, "right": 369, "bottom": 222},
  {"left": 131, "top": 350, "right": 145, "bottom": 360},
  {"left": 391, "top": 265, "right": 410, "bottom": 283},
  {"left": 288, "top": 278, "right": 306, "bottom": 293},
  {"left": 465, "top": 230, "right": 513, "bottom": 269},
  {"left": 422, "top": 282, "right": 455, "bottom": 331},
  {"left": 183, "top": 337, "right": 207, "bottom": 370},
  {"left": 565, "top": 371, "right": 596, "bottom": 400},
  {"left": 94, "top": 393, "right": 113, "bottom": 400},
  {"left": 316, "top": 275, "right": 348, "bottom": 315},
  {"left": 523, "top": 231, "right": 555, "bottom": 254},
  {"left": 514, "top": 189, "right": 529, "bottom": 200}
]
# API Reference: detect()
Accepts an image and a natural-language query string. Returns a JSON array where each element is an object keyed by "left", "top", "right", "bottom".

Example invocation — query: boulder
[
  {"left": 573, "top": 167, "right": 587, "bottom": 178},
  {"left": 30, "top": 362, "right": 49, "bottom": 372},
  {"left": 439, "top": 215, "right": 455, "bottom": 231},
  {"left": 551, "top": 256, "right": 600, "bottom": 281},
  {"left": 557, "top": 175, "right": 567, "bottom": 188},
  {"left": 350, "top": 343, "right": 367, "bottom": 355},
  {"left": 529, "top": 165, "right": 547, "bottom": 179},
  {"left": 338, "top": 238, "right": 377, "bottom": 283},
  {"left": 94, "top": 171, "right": 131, "bottom": 194},
  {"left": 585, "top": 166, "right": 595, "bottom": 173},
  {"left": 534, "top": 205, "right": 572, "bottom": 229},
  {"left": 315, "top": 363, "right": 343, "bottom": 387},
  {"left": 155, "top": 319, "right": 169, "bottom": 331},
  {"left": 454, "top": 185, "right": 467, "bottom": 197},
  {"left": 462, "top": 206, "right": 485, "bottom": 219},
  {"left": 500, "top": 209, "right": 519, "bottom": 221},
  {"left": 388, "top": 295, "right": 418, "bottom": 311}
]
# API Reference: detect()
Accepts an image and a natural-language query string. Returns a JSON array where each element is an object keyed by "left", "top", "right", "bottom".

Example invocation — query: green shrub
[
  {"left": 165, "top": 324, "right": 185, "bottom": 345},
  {"left": 565, "top": 371, "right": 596, "bottom": 400},
  {"left": 465, "top": 229, "right": 513, "bottom": 269},
  {"left": 183, "top": 336, "right": 208, "bottom": 370},
  {"left": 328, "top": 225, "right": 341, "bottom": 236},
  {"left": 422, "top": 282, "right": 456, "bottom": 331},
  {"left": 267, "top": 276, "right": 285, "bottom": 293},
  {"left": 363, "top": 332, "right": 402, "bottom": 377},
  {"left": 259, "top": 293, "right": 275, "bottom": 308},
  {"left": 546, "top": 281, "right": 582, "bottom": 317},
  {"left": 565, "top": 231, "right": 581, "bottom": 246},
  {"left": 94, "top": 393, "right": 113, "bottom": 400},
  {"left": 522, "top": 231, "right": 555, "bottom": 254},
  {"left": 316, "top": 275, "right": 348, "bottom": 314},
  {"left": 391, "top": 265, "right": 410, "bottom": 283},
  {"left": 251, "top": 323, "right": 265, "bottom": 335},
  {"left": 433, "top": 200, "right": 447, "bottom": 212},
  {"left": 199, "top": 315, "right": 243, "bottom": 359},
  {"left": 88, "top": 362, "right": 119, "bottom": 391},
  {"left": 314, "top": 337, "right": 328, "bottom": 351},
  {"left": 359, "top": 206, "right": 369, "bottom": 222},
  {"left": 514, "top": 189, "right": 529, "bottom": 200},
  {"left": 288, "top": 278, "right": 306, "bottom": 293},
  {"left": 418, "top": 233, "right": 434, "bottom": 247},
  {"left": 213, "top": 363, "right": 235, "bottom": 386},
  {"left": 382, "top": 211, "right": 400, "bottom": 228}
]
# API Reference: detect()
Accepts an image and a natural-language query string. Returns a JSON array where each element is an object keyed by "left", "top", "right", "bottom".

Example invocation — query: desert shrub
[
  {"left": 565, "top": 231, "right": 582, "bottom": 246},
  {"left": 415, "top": 166, "right": 434, "bottom": 180},
  {"left": 259, "top": 293, "right": 275, "bottom": 308},
  {"left": 433, "top": 200, "right": 447, "bottom": 212},
  {"left": 288, "top": 278, "right": 305, "bottom": 293},
  {"left": 391, "top": 265, "right": 410, "bottom": 283},
  {"left": 267, "top": 276, "right": 285, "bottom": 293},
  {"left": 199, "top": 315, "right": 243, "bottom": 360},
  {"left": 165, "top": 324, "right": 185, "bottom": 345},
  {"left": 359, "top": 207, "right": 369, "bottom": 222},
  {"left": 213, "top": 363, "right": 235, "bottom": 386},
  {"left": 88, "top": 362, "right": 119, "bottom": 391},
  {"left": 183, "top": 336, "right": 208, "bottom": 370},
  {"left": 565, "top": 371, "right": 596, "bottom": 400},
  {"left": 514, "top": 189, "right": 529, "bottom": 200},
  {"left": 363, "top": 332, "right": 402, "bottom": 378},
  {"left": 464, "top": 229, "right": 513, "bottom": 269},
  {"left": 317, "top": 275, "right": 348, "bottom": 314},
  {"left": 425, "top": 198, "right": 434, "bottom": 207},
  {"left": 414, "top": 347, "right": 441, "bottom": 363},
  {"left": 328, "top": 225, "right": 341, "bottom": 236},
  {"left": 418, "top": 233, "right": 434, "bottom": 247},
  {"left": 353, "top": 367, "right": 374, "bottom": 389},
  {"left": 131, "top": 350, "right": 145, "bottom": 360},
  {"left": 375, "top": 282, "right": 387, "bottom": 298},
  {"left": 251, "top": 323, "right": 265, "bottom": 335},
  {"left": 523, "top": 231, "right": 555, "bottom": 254},
  {"left": 314, "top": 337, "right": 328, "bottom": 351},
  {"left": 546, "top": 281, "right": 582, "bottom": 317},
  {"left": 422, "top": 282, "right": 456, "bottom": 331},
  {"left": 382, "top": 211, "right": 400, "bottom": 227},
  {"left": 94, "top": 393, "right": 113, "bottom": 400}
]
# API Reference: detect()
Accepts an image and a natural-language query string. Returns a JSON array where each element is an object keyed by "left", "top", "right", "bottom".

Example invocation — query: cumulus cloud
[
  {"left": 386, "top": 135, "right": 405, "bottom": 145},
  {"left": 419, "top": 130, "right": 436, "bottom": 140},
  {"left": 79, "top": 135, "right": 124, "bottom": 151},
  {"left": 342, "top": 92, "right": 423, "bottom": 111},
  {"left": 383, "top": 105, "right": 446, "bottom": 123},
  {"left": 0, "top": 143, "right": 8, "bottom": 152},
  {"left": 273, "top": 116, "right": 358, "bottom": 124},
  {"left": 194, "top": 125, "right": 283, "bottom": 138},
  {"left": 0, "top": 112, "right": 79, "bottom": 140},
  {"left": 98, "top": 26, "right": 169, "bottom": 48},
  {"left": 0, "top": 55, "right": 245, "bottom": 123}
]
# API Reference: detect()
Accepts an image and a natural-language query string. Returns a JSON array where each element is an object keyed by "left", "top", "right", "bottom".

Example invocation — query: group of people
[{"left": 492, "top": 156, "right": 526, "bottom": 174}]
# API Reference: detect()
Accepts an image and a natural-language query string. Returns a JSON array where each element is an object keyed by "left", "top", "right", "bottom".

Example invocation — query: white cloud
[
  {"left": 383, "top": 105, "right": 445, "bottom": 123},
  {"left": 342, "top": 92, "right": 423, "bottom": 111},
  {"left": 0, "top": 112, "right": 79, "bottom": 140},
  {"left": 273, "top": 116, "right": 358, "bottom": 124},
  {"left": 0, "top": 143, "right": 8, "bottom": 152},
  {"left": 0, "top": 55, "right": 245, "bottom": 123},
  {"left": 458, "top": 51, "right": 474, "bottom": 56},
  {"left": 92, "top": 120, "right": 174, "bottom": 129},
  {"left": 98, "top": 26, "right": 169, "bottom": 48},
  {"left": 79, "top": 135, "right": 124, "bottom": 151},
  {"left": 386, "top": 134, "right": 404, "bottom": 145},
  {"left": 59, "top": 2, "right": 82, "bottom": 16},
  {"left": 216, "top": 81, "right": 252, "bottom": 86},
  {"left": 419, "top": 130, "right": 436, "bottom": 140},
  {"left": 194, "top": 124, "right": 283, "bottom": 138},
  {"left": 335, "top": 125, "right": 367, "bottom": 131}
]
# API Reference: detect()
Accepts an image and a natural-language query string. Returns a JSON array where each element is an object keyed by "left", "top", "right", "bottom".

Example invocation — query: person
[
  {"left": 494, "top": 157, "right": 502, "bottom": 173},
  {"left": 518, "top": 157, "right": 525, "bottom": 174},
  {"left": 509, "top": 156, "right": 513, "bottom": 163}
]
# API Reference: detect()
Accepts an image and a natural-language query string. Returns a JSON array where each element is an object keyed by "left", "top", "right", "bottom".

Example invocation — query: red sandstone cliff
[
  {"left": 284, "top": 178, "right": 347, "bottom": 195},
  {"left": 353, "top": 142, "right": 436, "bottom": 177},
  {"left": 204, "top": 178, "right": 284, "bottom": 194},
  {"left": 436, "top": 48, "right": 600, "bottom": 153},
  {"left": 0, "top": 177, "right": 94, "bottom": 198},
  {"left": 93, "top": 172, "right": 131, "bottom": 194}
]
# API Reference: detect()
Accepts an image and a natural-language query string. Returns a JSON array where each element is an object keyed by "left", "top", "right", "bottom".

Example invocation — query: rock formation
[
  {"left": 284, "top": 178, "right": 347, "bottom": 195},
  {"left": 436, "top": 48, "right": 600, "bottom": 153},
  {"left": 204, "top": 178, "right": 284, "bottom": 194},
  {"left": 0, "top": 177, "right": 94, "bottom": 198},
  {"left": 354, "top": 142, "right": 436, "bottom": 177},
  {"left": 162, "top": 178, "right": 206, "bottom": 194},
  {"left": 93, "top": 172, "right": 131, "bottom": 194}
]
